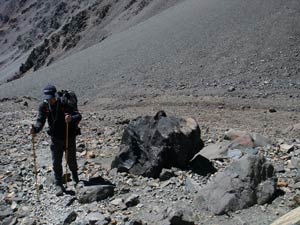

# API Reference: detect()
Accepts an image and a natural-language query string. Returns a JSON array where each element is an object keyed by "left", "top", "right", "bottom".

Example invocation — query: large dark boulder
[
  {"left": 195, "top": 154, "right": 277, "bottom": 215},
  {"left": 111, "top": 111, "right": 204, "bottom": 178}
]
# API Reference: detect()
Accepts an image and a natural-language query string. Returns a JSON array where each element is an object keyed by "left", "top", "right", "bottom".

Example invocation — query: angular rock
[
  {"left": 225, "top": 129, "right": 271, "bottom": 148},
  {"left": 111, "top": 111, "right": 204, "bottom": 178},
  {"left": 195, "top": 155, "right": 276, "bottom": 215},
  {"left": 227, "top": 133, "right": 255, "bottom": 149},
  {"left": 110, "top": 198, "right": 123, "bottom": 206},
  {"left": 224, "top": 129, "right": 247, "bottom": 140},
  {"left": 2, "top": 216, "right": 17, "bottom": 225},
  {"left": 77, "top": 185, "right": 114, "bottom": 204},
  {"left": 159, "top": 207, "right": 196, "bottom": 225},
  {"left": 227, "top": 149, "right": 243, "bottom": 159},
  {"left": 256, "top": 180, "right": 276, "bottom": 205},
  {"left": 86, "top": 212, "right": 110, "bottom": 225},
  {"left": 0, "top": 209, "right": 13, "bottom": 220},
  {"left": 77, "top": 178, "right": 114, "bottom": 204},
  {"left": 251, "top": 133, "right": 272, "bottom": 147},
  {"left": 168, "top": 208, "right": 195, "bottom": 225},
  {"left": 291, "top": 157, "right": 300, "bottom": 170},
  {"left": 125, "top": 194, "right": 140, "bottom": 207},
  {"left": 200, "top": 141, "right": 230, "bottom": 159},
  {"left": 63, "top": 211, "right": 77, "bottom": 225},
  {"left": 185, "top": 176, "right": 200, "bottom": 194},
  {"left": 270, "top": 206, "right": 300, "bottom": 225}
]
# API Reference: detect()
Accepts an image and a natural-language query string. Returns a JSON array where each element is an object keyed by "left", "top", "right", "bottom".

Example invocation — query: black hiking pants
[{"left": 50, "top": 137, "right": 78, "bottom": 185}]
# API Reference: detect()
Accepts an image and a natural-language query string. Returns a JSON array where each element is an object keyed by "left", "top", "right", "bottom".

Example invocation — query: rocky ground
[
  {"left": 1, "top": 94, "right": 300, "bottom": 225},
  {"left": 1, "top": 1, "right": 300, "bottom": 224}
]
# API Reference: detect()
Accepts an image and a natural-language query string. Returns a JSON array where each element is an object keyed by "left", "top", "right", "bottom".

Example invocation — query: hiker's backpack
[
  {"left": 57, "top": 90, "right": 81, "bottom": 135},
  {"left": 57, "top": 90, "right": 78, "bottom": 111}
]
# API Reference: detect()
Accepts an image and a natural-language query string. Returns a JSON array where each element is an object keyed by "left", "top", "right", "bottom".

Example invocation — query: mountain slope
[
  {"left": 0, "top": 0, "right": 184, "bottom": 83},
  {"left": 0, "top": 0, "right": 300, "bottom": 102}
]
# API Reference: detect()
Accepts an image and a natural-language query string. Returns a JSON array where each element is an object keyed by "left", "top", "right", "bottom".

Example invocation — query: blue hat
[{"left": 43, "top": 84, "right": 57, "bottom": 100}]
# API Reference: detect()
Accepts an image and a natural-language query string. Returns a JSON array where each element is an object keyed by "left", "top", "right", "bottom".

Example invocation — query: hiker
[{"left": 30, "top": 84, "right": 82, "bottom": 196}]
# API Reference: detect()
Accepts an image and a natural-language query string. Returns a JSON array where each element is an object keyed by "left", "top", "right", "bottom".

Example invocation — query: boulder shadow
[
  {"left": 189, "top": 153, "right": 217, "bottom": 176},
  {"left": 64, "top": 189, "right": 76, "bottom": 196},
  {"left": 81, "top": 176, "right": 115, "bottom": 187}
]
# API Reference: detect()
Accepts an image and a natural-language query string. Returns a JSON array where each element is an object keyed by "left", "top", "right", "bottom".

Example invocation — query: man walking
[{"left": 30, "top": 85, "right": 82, "bottom": 196}]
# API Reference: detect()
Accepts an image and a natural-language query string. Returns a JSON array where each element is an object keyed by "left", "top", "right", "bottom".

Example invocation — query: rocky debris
[
  {"left": 224, "top": 129, "right": 272, "bottom": 149},
  {"left": 95, "top": 4, "right": 111, "bottom": 22},
  {"left": 201, "top": 129, "right": 272, "bottom": 160},
  {"left": 2, "top": 99, "right": 300, "bottom": 224},
  {"left": 19, "top": 38, "right": 51, "bottom": 72},
  {"left": 195, "top": 154, "right": 277, "bottom": 215},
  {"left": 15, "top": 9, "right": 89, "bottom": 77},
  {"left": 111, "top": 111, "right": 204, "bottom": 178},
  {"left": 61, "top": 10, "right": 88, "bottom": 44}
]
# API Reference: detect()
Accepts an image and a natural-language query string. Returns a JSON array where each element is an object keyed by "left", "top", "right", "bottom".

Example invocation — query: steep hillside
[
  {"left": 0, "top": 0, "right": 183, "bottom": 83},
  {"left": 0, "top": 0, "right": 299, "bottom": 103}
]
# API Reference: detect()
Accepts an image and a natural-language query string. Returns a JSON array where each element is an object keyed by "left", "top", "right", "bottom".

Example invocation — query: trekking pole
[
  {"left": 32, "top": 134, "right": 39, "bottom": 200},
  {"left": 65, "top": 122, "right": 69, "bottom": 187}
]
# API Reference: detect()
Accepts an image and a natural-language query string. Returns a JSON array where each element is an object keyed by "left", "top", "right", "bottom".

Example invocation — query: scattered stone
[
  {"left": 200, "top": 141, "right": 230, "bottom": 159},
  {"left": 280, "top": 144, "right": 295, "bottom": 153},
  {"left": 227, "top": 149, "right": 243, "bottom": 159},
  {"left": 161, "top": 207, "right": 196, "bottom": 225},
  {"left": 86, "top": 212, "right": 110, "bottom": 225},
  {"left": 77, "top": 178, "right": 114, "bottom": 204},
  {"left": 110, "top": 198, "right": 124, "bottom": 206},
  {"left": 0, "top": 209, "right": 13, "bottom": 220},
  {"left": 63, "top": 211, "right": 77, "bottom": 225},
  {"left": 228, "top": 86, "right": 235, "bottom": 92},
  {"left": 77, "top": 184, "right": 114, "bottom": 204},
  {"left": 275, "top": 164, "right": 285, "bottom": 173},
  {"left": 125, "top": 194, "right": 140, "bottom": 207}
]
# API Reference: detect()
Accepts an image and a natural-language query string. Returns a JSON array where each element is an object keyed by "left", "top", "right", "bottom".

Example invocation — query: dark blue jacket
[{"left": 34, "top": 98, "right": 82, "bottom": 139}]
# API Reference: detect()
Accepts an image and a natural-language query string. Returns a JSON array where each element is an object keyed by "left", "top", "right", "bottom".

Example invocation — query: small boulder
[
  {"left": 76, "top": 176, "right": 114, "bottom": 204},
  {"left": 195, "top": 155, "right": 276, "bottom": 215}
]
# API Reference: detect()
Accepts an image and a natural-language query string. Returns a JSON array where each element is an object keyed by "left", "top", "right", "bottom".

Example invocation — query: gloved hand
[
  {"left": 65, "top": 114, "right": 72, "bottom": 123},
  {"left": 30, "top": 125, "right": 36, "bottom": 136}
]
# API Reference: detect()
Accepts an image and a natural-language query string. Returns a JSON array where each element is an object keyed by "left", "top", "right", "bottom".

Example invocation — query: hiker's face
[{"left": 47, "top": 97, "right": 56, "bottom": 105}]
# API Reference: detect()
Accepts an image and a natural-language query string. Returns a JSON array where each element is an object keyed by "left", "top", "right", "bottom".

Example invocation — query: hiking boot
[
  {"left": 72, "top": 172, "right": 79, "bottom": 185},
  {"left": 55, "top": 184, "right": 64, "bottom": 196}
]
